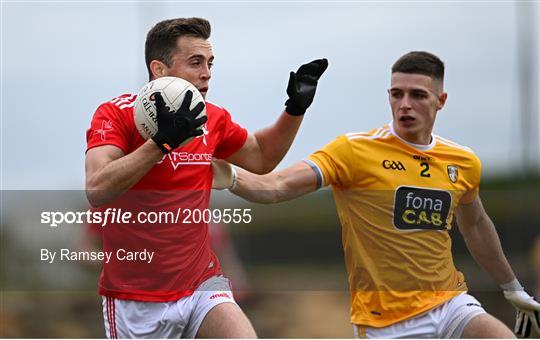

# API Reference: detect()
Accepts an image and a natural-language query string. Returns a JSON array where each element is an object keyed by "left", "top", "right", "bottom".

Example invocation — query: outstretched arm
[
  {"left": 226, "top": 115, "right": 304, "bottom": 175},
  {"left": 212, "top": 160, "right": 320, "bottom": 203},
  {"left": 226, "top": 59, "right": 328, "bottom": 174}
]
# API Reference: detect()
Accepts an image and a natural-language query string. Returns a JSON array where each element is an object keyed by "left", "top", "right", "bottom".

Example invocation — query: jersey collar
[{"left": 389, "top": 121, "right": 436, "bottom": 151}]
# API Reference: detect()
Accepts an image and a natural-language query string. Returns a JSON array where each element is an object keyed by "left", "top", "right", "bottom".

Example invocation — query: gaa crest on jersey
[
  {"left": 447, "top": 165, "right": 458, "bottom": 183},
  {"left": 382, "top": 160, "right": 406, "bottom": 171}
]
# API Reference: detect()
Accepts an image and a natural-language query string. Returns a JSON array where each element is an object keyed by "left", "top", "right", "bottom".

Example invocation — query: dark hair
[
  {"left": 145, "top": 18, "right": 211, "bottom": 79},
  {"left": 392, "top": 51, "right": 445, "bottom": 83}
]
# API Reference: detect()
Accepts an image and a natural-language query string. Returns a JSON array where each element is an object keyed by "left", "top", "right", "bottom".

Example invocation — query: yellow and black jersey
[{"left": 307, "top": 123, "right": 481, "bottom": 327}]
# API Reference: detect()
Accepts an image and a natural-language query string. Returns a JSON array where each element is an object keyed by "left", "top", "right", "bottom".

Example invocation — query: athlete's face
[
  {"left": 161, "top": 36, "right": 214, "bottom": 99},
  {"left": 388, "top": 72, "right": 447, "bottom": 145}
]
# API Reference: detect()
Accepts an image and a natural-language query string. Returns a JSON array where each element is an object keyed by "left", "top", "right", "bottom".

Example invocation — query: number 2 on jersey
[{"left": 420, "top": 162, "right": 431, "bottom": 177}]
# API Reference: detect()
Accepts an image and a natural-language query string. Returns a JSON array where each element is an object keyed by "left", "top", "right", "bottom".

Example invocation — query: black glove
[
  {"left": 285, "top": 58, "right": 328, "bottom": 116},
  {"left": 151, "top": 91, "right": 207, "bottom": 154}
]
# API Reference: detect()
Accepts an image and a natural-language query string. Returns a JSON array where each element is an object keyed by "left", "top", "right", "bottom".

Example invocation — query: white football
[{"left": 133, "top": 76, "right": 206, "bottom": 146}]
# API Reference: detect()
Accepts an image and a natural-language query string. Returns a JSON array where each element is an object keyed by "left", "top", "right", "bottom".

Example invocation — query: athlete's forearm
[
  {"left": 231, "top": 162, "right": 317, "bottom": 204},
  {"left": 86, "top": 140, "right": 164, "bottom": 206},
  {"left": 231, "top": 167, "right": 287, "bottom": 203},
  {"left": 252, "top": 112, "right": 303, "bottom": 173},
  {"left": 461, "top": 214, "right": 516, "bottom": 285}
]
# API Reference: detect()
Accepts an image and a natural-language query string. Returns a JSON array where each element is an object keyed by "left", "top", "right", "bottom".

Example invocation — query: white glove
[
  {"left": 211, "top": 159, "right": 237, "bottom": 190},
  {"left": 504, "top": 289, "right": 540, "bottom": 337}
]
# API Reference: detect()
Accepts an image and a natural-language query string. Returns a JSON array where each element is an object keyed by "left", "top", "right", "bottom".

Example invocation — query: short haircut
[
  {"left": 391, "top": 51, "right": 445, "bottom": 83},
  {"left": 145, "top": 18, "right": 211, "bottom": 79}
]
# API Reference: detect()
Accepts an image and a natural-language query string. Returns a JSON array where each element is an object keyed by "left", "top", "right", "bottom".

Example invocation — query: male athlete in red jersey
[{"left": 85, "top": 17, "right": 327, "bottom": 338}]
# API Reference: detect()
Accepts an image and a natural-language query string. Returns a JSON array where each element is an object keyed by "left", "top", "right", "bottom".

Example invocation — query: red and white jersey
[{"left": 86, "top": 93, "right": 248, "bottom": 302}]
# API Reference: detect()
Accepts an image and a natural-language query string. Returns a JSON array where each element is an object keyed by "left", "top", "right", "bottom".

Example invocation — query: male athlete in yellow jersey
[{"left": 212, "top": 51, "right": 540, "bottom": 338}]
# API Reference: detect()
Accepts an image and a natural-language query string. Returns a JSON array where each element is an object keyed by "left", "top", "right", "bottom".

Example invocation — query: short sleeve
[
  {"left": 86, "top": 103, "right": 132, "bottom": 154},
  {"left": 459, "top": 154, "right": 482, "bottom": 204},
  {"left": 213, "top": 108, "right": 248, "bottom": 159},
  {"left": 307, "top": 135, "right": 356, "bottom": 188}
]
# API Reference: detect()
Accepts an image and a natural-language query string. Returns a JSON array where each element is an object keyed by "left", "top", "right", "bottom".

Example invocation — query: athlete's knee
[{"left": 461, "top": 314, "right": 515, "bottom": 339}]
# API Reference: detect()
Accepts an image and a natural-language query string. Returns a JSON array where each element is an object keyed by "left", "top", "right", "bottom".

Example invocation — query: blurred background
[{"left": 1, "top": 1, "right": 539, "bottom": 337}]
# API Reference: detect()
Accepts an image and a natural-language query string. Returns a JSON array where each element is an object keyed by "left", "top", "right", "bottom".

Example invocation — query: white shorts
[
  {"left": 353, "top": 293, "right": 486, "bottom": 338},
  {"left": 102, "top": 275, "right": 237, "bottom": 338}
]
